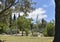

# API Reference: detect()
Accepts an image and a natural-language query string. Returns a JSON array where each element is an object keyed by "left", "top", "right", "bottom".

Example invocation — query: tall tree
[
  {"left": 53, "top": 0, "right": 60, "bottom": 42},
  {"left": 13, "top": 14, "right": 18, "bottom": 35},
  {"left": 44, "top": 21, "right": 55, "bottom": 36},
  {"left": 9, "top": 14, "right": 13, "bottom": 34},
  {"left": 41, "top": 18, "right": 47, "bottom": 28},
  {"left": 24, "top": 18, "right": 31, "bottom": 36},
  {"left": 17, "top": 0, "right": 34, "bottom": 36},
  {"left": 0, "top": 0, "right": 18, "bottom": 28},
  {"left": 17, "top": 16, "right": 25, "bottom": 36},
  {"left": 0, "top": 0, "right": 17, "bottom": 16},
  {"left": 38, "top": 18, "right": 47, "bottom": 33}
]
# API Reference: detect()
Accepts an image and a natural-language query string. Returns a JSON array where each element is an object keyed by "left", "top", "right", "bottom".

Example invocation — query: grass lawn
[{"left": 0, "top": 35, "right": 54, "bottom": 42}]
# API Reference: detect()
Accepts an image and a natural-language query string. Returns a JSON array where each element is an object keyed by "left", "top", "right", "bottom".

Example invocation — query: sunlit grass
[{"left": 0, "top": 35, "right": 54, "bottom": 42}]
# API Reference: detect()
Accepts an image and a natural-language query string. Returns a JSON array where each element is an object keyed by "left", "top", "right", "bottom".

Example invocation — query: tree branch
[{"left": 0, "top": 2, "right": 18, "bottom": 18}]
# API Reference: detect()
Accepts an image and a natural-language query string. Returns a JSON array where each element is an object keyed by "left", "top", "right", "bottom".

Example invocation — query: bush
[
  {"left": 30, "top": 29, "right": 38, "bottom": 37},
  {"left": 0, "top": 23, "right": 9, "bottom": 34},
  {"left": 43, "top": 22, "right": 55, "bottom": 37}
]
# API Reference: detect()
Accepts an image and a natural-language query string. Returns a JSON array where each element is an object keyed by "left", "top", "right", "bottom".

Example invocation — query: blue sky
[{"left": 32, "top": 0, "right": 55, "bottom": 22}]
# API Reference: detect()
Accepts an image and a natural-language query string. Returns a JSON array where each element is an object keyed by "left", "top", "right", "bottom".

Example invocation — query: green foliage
[
  {"left": 17, "top": 16, "right": 24, "bottom": 30},
  {"left": 0, "top": 23, "right": 9, "bottom": 34},
  {"left": 0, "top": 0, "right": 34, "bottom": 36},
  {"left": 43, "top": 22, "right": 55, "bottom": 36},
  {"left": 17, "top": 16, "right": 31, "bottom": 30},
  {"left": 35, "top": 19, "right": 47, "bottom": 33},
  {"left": 17, "top": 16, "right": 31, "bottom": 36}
]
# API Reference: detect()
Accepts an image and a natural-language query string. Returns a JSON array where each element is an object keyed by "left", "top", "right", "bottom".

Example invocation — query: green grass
[{"left": 0, "top": 35, "right": 54, "bottom": 42}]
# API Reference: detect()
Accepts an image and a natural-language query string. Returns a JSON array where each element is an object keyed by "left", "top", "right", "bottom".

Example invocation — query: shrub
[{"left": 43, "top": 22, "right": 55, "bottom": 37}]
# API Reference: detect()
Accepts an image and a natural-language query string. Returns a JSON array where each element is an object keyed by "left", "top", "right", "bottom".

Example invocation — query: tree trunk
[
  {"left": 53, "top": 0, "right": 60, "bottom": 42},
  {"left": 21, "top": 29, "right": 24, "bottom": 36},
  {"left": 26, "top": 32, "right": 28, "bottom": 36},
  {"left": 9, "top": 14, "right": 13, "bottom": 35}
]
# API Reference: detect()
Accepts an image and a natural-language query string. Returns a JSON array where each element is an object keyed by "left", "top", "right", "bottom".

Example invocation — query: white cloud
[
  {"left": 27, "top": 8, "right": 47, "bottom": 20},
  {"left": 0, "top": 1, "right": 2, "bottom": 4},
  {"left": 12, "top": 8, "right": 47, "bottom": 21},
  {"left": 20, "top": 12, "right": 24, "bottom": 16},
  {"left": 12, "top": 12, "right": 24, "bottom": 19},
  {"left": 12, "top": 12, "right": 19, "bottom": 19}
]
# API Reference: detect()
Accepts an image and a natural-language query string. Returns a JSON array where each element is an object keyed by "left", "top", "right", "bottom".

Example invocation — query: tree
[
  {"left": 53, "top": 0, "right": 60, "bottom": 42},
  {"left": 9, "top": 14, "right": 19, "bottom": 34},
  {"left": 37, "top": 19, "right": 47, "bottom": 33},
  {"left": 17, "top": 16, "right": 31, "bottom": 36},
  {"left": 0, "top": 23, "right": 9, "bottom": 34},
  {"left": 24, "top": 18, "right": 31, "bottom": 36},
  {"left": 0, "top": 0, "right": 17, "bottom": 17},
  {"left": 19, "top": 0, "right": 35, "bottom": 15},
  {"left": 17, "top": 0, "right": 34, "bottom": 36},
  {"left": 43, "top": 21, "right": 55, "bottom": 36},
  {"left": 41, "top": 19, "right": 47, "bottom": 28},
  {"left": 14, "top": 0, "right": 35, "bottom": 16},
  {"left": 0, "top": 0, "right": 34, "bottom": 22},
  {"left": 17, "top": 16, "right": 25, "bottom": 36},
  {"left": 9, "top": 14, "right": 13, "bottom": 34},
  {"left": 0, "top": 0, "right": 18, "bottom": 33}
]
